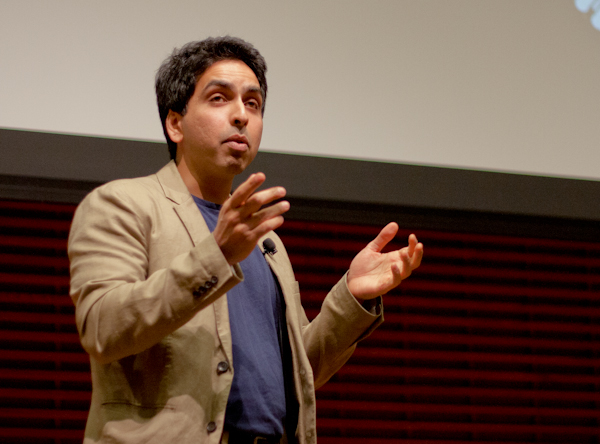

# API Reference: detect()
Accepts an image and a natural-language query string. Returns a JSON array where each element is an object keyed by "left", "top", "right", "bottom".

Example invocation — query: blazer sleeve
[
  {"left": 302, "top": 274, "right": 383, "bottom": 389},
  {"left": 68, "top": 179, "right": 242, "bottom": 365}
]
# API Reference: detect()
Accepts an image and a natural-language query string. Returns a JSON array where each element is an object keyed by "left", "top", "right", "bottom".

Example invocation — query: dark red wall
[{"left": 1, "top": 199, "right": 598, "bottom": 443}]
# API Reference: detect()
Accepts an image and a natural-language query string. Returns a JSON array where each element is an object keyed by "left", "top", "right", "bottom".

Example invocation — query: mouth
[{"left": 224, "top": 134, "right": 249, "bottom": 151}]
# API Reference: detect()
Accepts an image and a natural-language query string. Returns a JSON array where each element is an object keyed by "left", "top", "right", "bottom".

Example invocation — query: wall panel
[{"left": 0, "top": 200, "right": 598, "bottom": 443}]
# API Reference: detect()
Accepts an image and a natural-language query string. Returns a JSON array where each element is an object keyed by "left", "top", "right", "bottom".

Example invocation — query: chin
[
  {"left": 227, "top": 154, "right": 255, "bottom": 174},
  {"left": 224, "top": 161, "right": 249, "bottom": 176}
]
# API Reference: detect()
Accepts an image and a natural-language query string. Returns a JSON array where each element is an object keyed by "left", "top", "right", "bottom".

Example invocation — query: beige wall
[{"left": 1, "top": 0, "right": 599, "bottom": 181}]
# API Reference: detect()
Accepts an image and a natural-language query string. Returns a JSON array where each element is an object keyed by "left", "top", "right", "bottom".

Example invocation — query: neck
[{"left": 176, "top": 157, "right": 232, "bottom": 205}]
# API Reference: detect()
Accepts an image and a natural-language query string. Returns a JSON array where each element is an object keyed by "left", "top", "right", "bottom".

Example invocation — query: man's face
[{"left": 168, "top": 59, "right": 264, "bottom": 182}]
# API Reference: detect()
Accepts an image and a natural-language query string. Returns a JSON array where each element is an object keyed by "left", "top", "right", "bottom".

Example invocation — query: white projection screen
[{"left": 1, "top": 0, "right": 599, "bottom": 182}]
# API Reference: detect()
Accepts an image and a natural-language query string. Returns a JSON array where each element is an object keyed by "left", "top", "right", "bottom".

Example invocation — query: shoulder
[
  {"left": 80, "top": 169, "right": 165, "bottom": 210},
  {"left": 93, "top": 173, "right": 160, "bottom": 201},
  {"left": 82, "top": 160, "right": 187, "bottom": 208},
  {"left": 72, "top": 171, "right": 168, "bottom": 235}
]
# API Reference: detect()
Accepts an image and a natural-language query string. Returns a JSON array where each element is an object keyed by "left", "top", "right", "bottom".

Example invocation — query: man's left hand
[{"left": 347, "top": 222, "right": 423, "bottom": 300}]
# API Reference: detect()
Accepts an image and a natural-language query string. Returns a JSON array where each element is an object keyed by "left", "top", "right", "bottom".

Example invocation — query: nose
[{"left": 231, "top": 98, "right": 248, "bottom": 128}]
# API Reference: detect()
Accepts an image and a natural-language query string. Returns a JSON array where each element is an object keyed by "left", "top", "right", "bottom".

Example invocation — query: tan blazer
[{"left": 68, "top": 161, "right": 382, "bottom": 444}]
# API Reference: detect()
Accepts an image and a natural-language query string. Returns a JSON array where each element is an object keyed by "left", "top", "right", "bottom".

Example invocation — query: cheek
[
  {"left": 252, "top": 121, "right": 263, "bottom": 146},
  {"left": 188, "top": 115, "right": 220, "bottom": 143}
]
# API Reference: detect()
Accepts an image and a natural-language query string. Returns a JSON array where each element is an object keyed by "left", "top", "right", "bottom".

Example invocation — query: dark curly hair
[{"left": 155, "top": 36, "right": 268, "bottom": 160}]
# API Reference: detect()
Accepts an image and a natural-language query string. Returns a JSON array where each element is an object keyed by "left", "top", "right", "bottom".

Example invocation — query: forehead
[{"left": 196, "top": 59, "right": 260, "bottom": 89}]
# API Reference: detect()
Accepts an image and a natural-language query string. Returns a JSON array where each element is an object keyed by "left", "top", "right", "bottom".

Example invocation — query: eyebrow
[{"left": 203, "top": 80, "right": 262, "bottom": 96}]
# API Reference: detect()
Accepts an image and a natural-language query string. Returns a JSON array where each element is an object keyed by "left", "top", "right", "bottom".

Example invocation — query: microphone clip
[{"left": 262, "top": 238, "right": 278, "bottom": 256}]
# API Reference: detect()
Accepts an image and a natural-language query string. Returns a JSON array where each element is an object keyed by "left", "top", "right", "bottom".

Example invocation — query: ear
[{"left": 166, "top": 110, "right": 184, "bottom": 144}]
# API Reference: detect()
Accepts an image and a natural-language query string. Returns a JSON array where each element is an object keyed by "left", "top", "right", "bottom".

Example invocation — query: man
[{"left": 68, "top": 36, "right": 423, "bottom": 444}]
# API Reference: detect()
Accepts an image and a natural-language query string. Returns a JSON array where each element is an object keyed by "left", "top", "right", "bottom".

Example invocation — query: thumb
[{"left": 369, "top": 222, "right": 399, "bottom": 253}]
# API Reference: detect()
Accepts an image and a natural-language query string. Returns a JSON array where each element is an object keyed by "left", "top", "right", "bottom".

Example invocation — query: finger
[
  {"left": 399, "top": 248, "right": 412, "bottom": 278},
  {"left": 250, "top": 215, "right": 286, "bottom": 240},
  {"left": 391, "top": 262, "right": 402, "bottom": 283},
  {"left": 241, "top": 186, "right": 287, "bottom": 216},
  {"left": 235, "top": 202, "right": 289, "bottom": 246},
  {"left": 407, "top": 234, "right": 418, "bottom": 256},
  {"left": 410, "top": 242, "right": 424, "bottom": 269},
  {"left": 252, "top": 200, "right": 290, "bottom": 223},
  {"left": 369, "top": 222, "right": 399, "bottom": 253},
  {"left": 228, "top": 173, "right": 266, "bottom": 208}
]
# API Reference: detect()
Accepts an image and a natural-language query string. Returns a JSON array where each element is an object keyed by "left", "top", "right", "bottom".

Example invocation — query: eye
[
  {"left": 245, "top": 98, "right": 261, "bottom": 109},
  {"left": 209, "top": 94, "right": 226, "bottom": 103}
]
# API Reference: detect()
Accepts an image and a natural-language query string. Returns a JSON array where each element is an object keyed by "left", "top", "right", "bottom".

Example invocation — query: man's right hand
[{"left": 213, "top": 173, "right": 290, "bottom": 265}]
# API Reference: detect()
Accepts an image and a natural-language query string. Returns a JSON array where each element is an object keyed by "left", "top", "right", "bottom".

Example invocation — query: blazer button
[
  {"left": 206, "top": 421, "right": 217, "bottom": 433},
  {"left": 192, "top": 287, "right": 206, "bottom": 298},
  {"left": 217, "top": 361, "right": 229, "bottom": 374}
]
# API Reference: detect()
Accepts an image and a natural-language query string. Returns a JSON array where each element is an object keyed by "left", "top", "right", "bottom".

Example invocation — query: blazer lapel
[
  {"left": 156, "top": 161, "right": 233, "bottom": 364},
  {"left": 260, "top": 233, "right": 296, "bottom": 310},
  {"left": 172, "top": 198, "right": 210, "bottom": 247},
  {"left": 156, "top": 161, "right": 210, "bottom": 246}
]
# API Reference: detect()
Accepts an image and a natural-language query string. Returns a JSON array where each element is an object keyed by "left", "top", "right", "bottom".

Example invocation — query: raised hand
[
  {"left": 347, "top": 222, "right": 423, "bottom": 300},
  {"left": 213, "top": 173, "right": 290, "bottom": 265}
]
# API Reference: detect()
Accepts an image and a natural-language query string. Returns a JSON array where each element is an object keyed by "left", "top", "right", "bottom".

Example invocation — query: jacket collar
[
  {"left": 155, "top": 160, "right": 192, "bottom": 206},
  {"left": 155, "top": 161, "right": 210, "bottom": 248}
]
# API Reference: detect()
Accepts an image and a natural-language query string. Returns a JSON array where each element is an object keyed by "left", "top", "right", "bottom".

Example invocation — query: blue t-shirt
[{"left": 193, "top": 196, "right": 285, "bottom": 437}]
